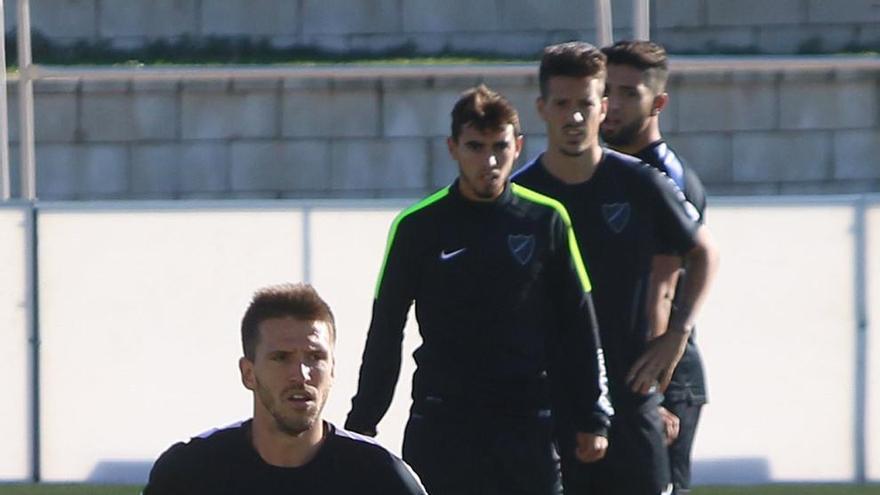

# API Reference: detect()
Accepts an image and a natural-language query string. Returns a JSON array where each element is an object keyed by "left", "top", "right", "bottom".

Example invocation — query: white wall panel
[
  {"left": 37, "top": 208, "right": 304, "bottom": 482},
  {"left": 693, "top": 205, "right": 856, "bottom": 482},
  {"left": 0, "top": 207, "right": 30, "bottom": 480},
  {"left": 866, "top": 205, "right": 880, "bottom": 482},
  {"left": 308, "top": 207, "right": 419, "bottom": 456},
  {"left": 17, "top": 198, "right": 879, "bottom": 484}
]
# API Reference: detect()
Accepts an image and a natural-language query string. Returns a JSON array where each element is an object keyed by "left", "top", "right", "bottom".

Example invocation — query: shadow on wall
[
  {"left": 87, "top": 460, "right": 153, "bottom": 485},
  {"left": 693, "top": 457, "right": 771, "bottom": 485}
]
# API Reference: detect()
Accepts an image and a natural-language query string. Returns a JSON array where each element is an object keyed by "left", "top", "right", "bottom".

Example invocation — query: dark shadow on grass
[
  {"left": 693, "top": 457, "right": 772, "bottom": 485},
  {"left": 86, "top": 461, "right": 153, "bottom": 485}
]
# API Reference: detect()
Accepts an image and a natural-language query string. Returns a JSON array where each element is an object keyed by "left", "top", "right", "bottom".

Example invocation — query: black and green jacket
[{"left": 345, "top": 180, "right": 613, "bottom": 437}]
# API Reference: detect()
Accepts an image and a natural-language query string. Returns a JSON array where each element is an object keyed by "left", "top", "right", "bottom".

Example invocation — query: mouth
[
  {"left": 284, "top": 390, "right": 316, "bottom": 408},
  {"left": 563, "top": 126, "right": 586, "bottom": 138},
  {"left": 483, "top": 169, "right": 502, "bottom": 181}
]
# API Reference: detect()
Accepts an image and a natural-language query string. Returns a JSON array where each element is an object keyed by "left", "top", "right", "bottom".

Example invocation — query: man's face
[
  {"left": 447, "top": 123, "right": 523, "bottom": 201},
  {"left": 600, "top": 63, "right": 657, "bottom": 147},
  {"left": 240, "top": 317, "right": 334, "bottom": 437},
  {"left": 538, "top": 76, "right": 607, "bottom": 157}
]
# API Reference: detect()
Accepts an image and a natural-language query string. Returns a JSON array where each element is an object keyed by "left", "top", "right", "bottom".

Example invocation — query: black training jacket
[{"left": 345, "top": 181, "right": 612, "bottom": 436}]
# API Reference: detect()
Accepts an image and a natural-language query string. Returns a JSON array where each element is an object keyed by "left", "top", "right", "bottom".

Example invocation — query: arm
[
  {"left": 646, "top": 254, "right": 682, "bottom": 339},
  {"left": 628, "top": 225, "right": 719, "bottom": 394},
  {"left": 548, "top": 212, "right": 613, "bottom": 461},
  {"left": 345, "top": 216, "right": 417, "bottom": 436}
]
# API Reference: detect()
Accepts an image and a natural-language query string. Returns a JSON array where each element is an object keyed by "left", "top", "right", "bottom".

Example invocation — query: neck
[
  {"left": 250, "top": 413, "right": 326, "bottom": 468},
  {"left": 541, "top": 142, "right": 604, "bottom": 184}
]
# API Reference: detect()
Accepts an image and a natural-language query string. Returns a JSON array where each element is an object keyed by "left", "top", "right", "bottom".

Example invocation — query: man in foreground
[
  {"left": 346, "top": 84, "right": 612, "bottom": 494},
  {"left": 601, "top": 40, "right": 710, "bottom": 495},
  {"left": 144, "top": 283, "right": 426, "bottom": 495},
  {"left": 512, "top": 42, "right": 719, "bottom": 495}
]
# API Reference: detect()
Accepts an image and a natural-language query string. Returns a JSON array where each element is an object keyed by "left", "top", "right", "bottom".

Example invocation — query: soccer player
[
  {"left": 143, "top": 283, "right": 426, "bottom": 495},
  {"left": 601, "top": 40, "right": 709, "bottom": 495},
  {"left": 512, "top": 42, "right": 719, "bottom": 495},
  {"left": 345, "top": 84, "right": 613, "bottom": 495}
]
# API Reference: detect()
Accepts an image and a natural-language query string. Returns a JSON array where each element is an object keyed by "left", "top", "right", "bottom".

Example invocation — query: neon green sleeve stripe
[
  {"left": 374, "top": 187, "right": 450, "bottom": 298},
  {"left": 511, "top": 183, "right": 593, "bottom": 292}
]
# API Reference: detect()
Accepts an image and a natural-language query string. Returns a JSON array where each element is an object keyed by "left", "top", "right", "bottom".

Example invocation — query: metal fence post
[
  {"left": 853, "top": 196, "right": 868, "bottom": 484},
  {"left": 17, "top": 0, "right": 36, "bottom": 201},
  {"left": 596, "top": 0, "right": 613, "bottom": 47},
  {"left": 0, "top": 0, "right": 10, "bottom": 201},
  {"left": 633, "top": 0, "right": 650, "bottom": 40}
]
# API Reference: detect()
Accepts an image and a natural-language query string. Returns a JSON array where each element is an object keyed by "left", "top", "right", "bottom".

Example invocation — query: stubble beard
[
  {"left": 600, "top": 118, "right": 642, "bottom": 148},
  {"left": 460, "top": 168, "right": 504, "bottom": 200},
  {"left": 256, "top": 379, "right": 321, "bottom": 437}
]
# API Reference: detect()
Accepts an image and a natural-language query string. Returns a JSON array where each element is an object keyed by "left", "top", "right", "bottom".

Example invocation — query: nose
[
  {"left": 488, "top": 154, "right": 498, "bottom": 168},
  {"left": 289, "top": 360, "right": 312, "bottom": 383},
  {"left": 572, "top": 111, "right": 585, "bottom": 123}
]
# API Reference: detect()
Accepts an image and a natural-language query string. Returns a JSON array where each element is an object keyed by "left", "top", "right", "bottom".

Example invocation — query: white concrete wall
[
  {"left": 868, "top": 205, "right": 880, "bottom": 481},
  {"left": 1, "top": 197, "right": 879, "bottom": 484},
  {"left": 0, "top": 206, "right": 30, "bottom": 480},
  {"left": 693, "top": 204, "right": 857, "bottom": 482}
]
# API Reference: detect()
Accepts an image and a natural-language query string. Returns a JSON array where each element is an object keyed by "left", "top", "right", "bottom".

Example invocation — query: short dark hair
[
  {"left": 450, "top": 84, "right": 521, "bottom": 141},
  {"left": 240, "top": 283, "right": 336, "bottom": 360},
  {"left": 539, "top": 41, "right": 607, "bottom": 98},
  {"left": 601, "top": 40, "right": 669, "bottom": 94}
]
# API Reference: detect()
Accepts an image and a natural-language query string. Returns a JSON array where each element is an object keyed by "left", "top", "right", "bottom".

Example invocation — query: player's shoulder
[
  {"left": 329, "top": 424, "right": 401, "bottom": 464},
  {"left": 510, "top": 182, "right": 572, "bottom": 225},
  {"left": 606, "top": 147, "right": 684, "bottom": 193},
  {"left": 392, "top": 185, "right": 452, "bottom": 228},
  {"left": 153, "top": 422, "right": 246, "bottom": 470},
  {"left": 145, "top": 421, "right": 248, "bottom": 492},
  {"left": 328, "top": 424, "right": 427, "bottom": 493},
  {"left": 603, "top": 148, "right": 654, "bottom": 177},
  {"left": 510, "top": 155, "right": 544, "bottom": 186}
]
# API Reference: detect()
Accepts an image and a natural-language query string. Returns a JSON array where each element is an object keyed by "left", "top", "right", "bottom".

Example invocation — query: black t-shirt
[
  {"left": 635, "top": 140, "right": 708, "bottom": 405},
  {"left": 143, "top": 420, "right": 426, "bottom": 495},
  {"left": 512, "top": 149, "right": 700, "bottom": 406}
]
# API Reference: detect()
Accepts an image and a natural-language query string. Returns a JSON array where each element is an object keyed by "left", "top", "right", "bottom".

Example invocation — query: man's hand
[
  {"left": 627, "top": 326, "right": 690, "bottom": 394},
  {"left": 658, "top": 406, "right": 680, "bottom": 445},
  {"left": 574, "top": 432, "right": 608, "bottom": 463}
]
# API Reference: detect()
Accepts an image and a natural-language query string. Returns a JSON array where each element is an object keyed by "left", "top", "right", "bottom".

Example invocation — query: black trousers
[
  {"left": 664, "top": 401, "right": 703, "bottom": 495},
  {"left": 402, "top": 406, "right": 562, "bottom": 495},
  {"left": 557, "top": 397, "right": 671, "bottom": 495}
]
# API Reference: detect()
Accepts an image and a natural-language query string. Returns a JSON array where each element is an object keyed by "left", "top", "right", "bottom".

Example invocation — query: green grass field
[{"left": 1, "top": 485, "right": 879, "bottom": 495}]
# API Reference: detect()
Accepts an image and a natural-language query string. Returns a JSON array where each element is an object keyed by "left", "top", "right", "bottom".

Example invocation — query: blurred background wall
[
  {"left": 3, "top": 0, "right": 879, "bottom": 55},
  {"left": 2, "top": 63, "right": 878, "bottom": 201}
]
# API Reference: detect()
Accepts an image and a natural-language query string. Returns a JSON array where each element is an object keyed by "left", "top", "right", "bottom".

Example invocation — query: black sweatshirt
[{"left": 346, "top": 181, "right": 612, "bottom": 436}]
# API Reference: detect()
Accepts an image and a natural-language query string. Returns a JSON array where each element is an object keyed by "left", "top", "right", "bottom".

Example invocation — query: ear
[
  {"left": 514, "top": 134, "right": 524, "bottom": 158},
  {"left": 536, "top": 96, "right": 547, "bottom": 122},
  {"left": 447, "top": 136, "right": 458, "bottom": 160},
  {"left": 239, "top": 357, "right": 256, "bottom": 391},
  {"left": 600, "top": 95, "right": 609, "bottom": 122},
  {"left": 652, "top": 92, "right": 669, "bottom": 116}
]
